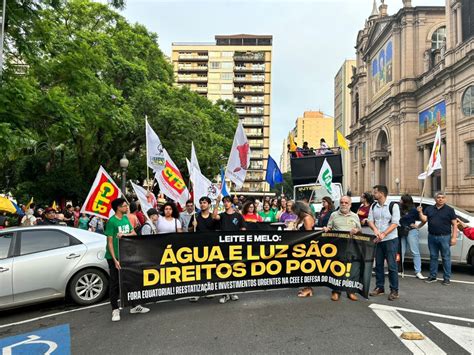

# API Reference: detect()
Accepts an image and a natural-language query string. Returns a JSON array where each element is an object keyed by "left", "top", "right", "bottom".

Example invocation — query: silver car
[
  {"left": 0, "top": 226, "right": 109, "bottom": 310},
  {"left": 348, "top": 195, "right": 474, "bottom": 270}
]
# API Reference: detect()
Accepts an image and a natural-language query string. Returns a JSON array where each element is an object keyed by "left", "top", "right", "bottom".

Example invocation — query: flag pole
[{"left": 145, "top": 115, "right": 151, "bottom": 192}]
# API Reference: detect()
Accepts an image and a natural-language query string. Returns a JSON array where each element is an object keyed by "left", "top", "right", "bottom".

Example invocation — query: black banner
[{"left": 119, "top": 230, "right": 376, "bottom": 306}]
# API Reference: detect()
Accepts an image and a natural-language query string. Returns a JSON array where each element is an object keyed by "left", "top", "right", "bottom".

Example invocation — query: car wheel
[{"left": 69, "top": 268, "right": 108, "bottom": 306}]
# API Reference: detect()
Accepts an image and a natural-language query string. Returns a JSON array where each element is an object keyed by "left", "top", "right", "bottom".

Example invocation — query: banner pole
[{"left": 419, "top": 176, "right": 427, "bottom": 207}]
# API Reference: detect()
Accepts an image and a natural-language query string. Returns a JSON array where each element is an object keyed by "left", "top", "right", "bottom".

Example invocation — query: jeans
[
  {"left": 428, "top": 234, "right": 451, "bottom": 281},
  {"left": 107, "top": 259, "right": 120, "bottom": 310},
  {"left": 375, "top": 238, "right": 399, "bottom": 292},
  {"left": 401, "top": 229, "right": 422, "bottom": 274}
]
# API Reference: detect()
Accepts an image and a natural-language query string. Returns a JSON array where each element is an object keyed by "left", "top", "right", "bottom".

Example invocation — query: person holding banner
[
  {"left": 323, "top": 196, "right": 361, "bottom": 301},
  {"left": 294, "top": 201, "right": 316, "bottom": 298},
  {"left": 368, "top": 185, "right": 401, "bottom": 301},
  {"left": 189, "top": 197, "right": 217, "bottom": 232},
  {"left": 213, "top": 195, "right": 245, "bottom": 304},
  {"left": 105, "top": 198, "right": 149, "bottom": 321}
]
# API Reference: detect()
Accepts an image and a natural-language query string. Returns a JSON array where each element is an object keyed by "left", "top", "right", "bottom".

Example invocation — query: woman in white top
[{"left": 156, "top": 202, "right": 183, "bottom": 234}]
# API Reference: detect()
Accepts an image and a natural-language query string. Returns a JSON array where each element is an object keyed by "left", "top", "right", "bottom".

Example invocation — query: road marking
[
  {"left": 401, "top": 274, "right": 474, "bottom": 285},
  {"left": 370, "top": 303, "right": 474, "bottom": 323},
  {"left": 371, "top": 304, "right": 446, "bottom": 354},
  {"left": 430, "top": 322, "right": 474, "bottom": 353},
  {"left": 0, "top": 303, "right": 108, "bottom": 330}
]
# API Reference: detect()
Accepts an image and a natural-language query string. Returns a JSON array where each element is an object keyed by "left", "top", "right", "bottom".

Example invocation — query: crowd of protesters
[{"left": 1, "top": 185, "right": 473, "bottom": 323}]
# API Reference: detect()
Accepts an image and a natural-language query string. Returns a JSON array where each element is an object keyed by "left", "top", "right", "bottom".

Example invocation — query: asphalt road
[{"left": 1, "top": 264, "right": 473, "bottom": 354}]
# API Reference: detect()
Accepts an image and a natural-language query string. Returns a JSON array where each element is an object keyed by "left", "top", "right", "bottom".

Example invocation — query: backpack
[{"left": 371, "top": 201, "right": 399, "bottom": 224}]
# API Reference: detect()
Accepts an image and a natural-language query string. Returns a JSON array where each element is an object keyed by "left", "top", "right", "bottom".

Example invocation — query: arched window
[
  {"left": 462, "top": 86, "right": 474, "bottom": 116},
  {"left": 431, "top": 26, "right": 446, "bottom": 51},
  {"left": 355, "top": 93, "right": 360, "bottom": 122}
]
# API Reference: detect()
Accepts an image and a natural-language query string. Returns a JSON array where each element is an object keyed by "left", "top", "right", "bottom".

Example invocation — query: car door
[
  {"left": 12, "top": 229, "right": 87, "bottom": 304},
  {"left": 0, "top": 232, "right": 14, "bottom": 307}
]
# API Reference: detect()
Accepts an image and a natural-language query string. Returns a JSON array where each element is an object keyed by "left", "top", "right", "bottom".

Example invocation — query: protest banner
[
  {"left": 80, "top": 166, "right": 121, "bottom": 219},
  {"left": 119, "top": 230, "right": 376, "bottom": 306}
]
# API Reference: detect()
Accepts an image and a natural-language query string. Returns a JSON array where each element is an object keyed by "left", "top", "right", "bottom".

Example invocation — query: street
[{"left": 1, "top": 264, "right": 473, "bottom": 354}]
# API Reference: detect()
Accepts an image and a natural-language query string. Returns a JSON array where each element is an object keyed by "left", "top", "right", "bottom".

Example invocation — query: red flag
[{"left": 80, "top": 166, "right": 121, "bottom": 219}]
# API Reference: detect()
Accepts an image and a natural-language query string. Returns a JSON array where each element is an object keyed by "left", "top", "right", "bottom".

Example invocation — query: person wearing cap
[
  {"left": 38, "top": 208, "right": 58, "bottom": 225},
  {"left": 140, "top": 208, "right": 159, "bottom": 235}
]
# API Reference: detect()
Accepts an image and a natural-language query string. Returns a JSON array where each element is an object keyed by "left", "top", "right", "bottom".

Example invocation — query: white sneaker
[
  {"left": 230, "top": 294, "right": 239, "bottom": 301},
  {"left": 416, "top": 272, "right": 427, "bottom": 280},
  {"left": 112, "top": 309, "right": 120, "bottom": 322},
  {"left": 130, "top": 305, "right": 150, "bottom": 314},
  {"left": 219, "top": 295, "right": 230, "bottom": 304}
]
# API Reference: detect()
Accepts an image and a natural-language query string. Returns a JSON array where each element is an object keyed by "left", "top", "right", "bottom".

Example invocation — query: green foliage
[
  {"left": 0, "top": 0, "right": 237, "bottom": 206},
  {"left": 271, "top": 172, "right": 294, "bottom": 198}
]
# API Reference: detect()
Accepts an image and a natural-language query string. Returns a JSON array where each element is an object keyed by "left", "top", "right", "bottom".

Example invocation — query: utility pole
[{"left": 0, "top": 0, "right": 6, "bottom": 79}]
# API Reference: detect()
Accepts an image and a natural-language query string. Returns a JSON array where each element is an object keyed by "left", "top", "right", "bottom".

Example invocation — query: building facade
[
  {"left": 171, "top": 35, "right": 272, "bottom": 193},
  {"left": 348, "top": 0, "right": 474, "bottom": 210},
  {"left": 334, "top": 60, "right": 356, "bottom": 190}
]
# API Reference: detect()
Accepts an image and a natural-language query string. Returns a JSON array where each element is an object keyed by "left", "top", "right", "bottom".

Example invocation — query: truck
[{"left": 290, "top": 148, "right": 345, "bottom": 211}]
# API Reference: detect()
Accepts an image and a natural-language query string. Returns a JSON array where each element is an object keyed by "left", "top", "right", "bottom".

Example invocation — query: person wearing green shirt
[
  {"left": 259, "top": 201, "right": 277, "bottom": 223},
  {"left": 78, "top": 213, "right": 90, "bottom": 230},
  {"left": 106, "top": 198, "right": 149, "bottom": 322}
]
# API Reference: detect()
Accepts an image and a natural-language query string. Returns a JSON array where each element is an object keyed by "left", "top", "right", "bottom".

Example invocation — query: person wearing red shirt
[
  {"left": 242, "top": 201, "right": 263, "bottom": 223},
  {"left": 457, "top": 219, "right": 474, "bottom": 240}
]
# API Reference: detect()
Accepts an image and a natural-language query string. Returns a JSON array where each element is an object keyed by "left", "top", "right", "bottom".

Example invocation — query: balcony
[
  {"left": 178, "top": 54, "right": 209, "bottom": 61},
  {"left": 246, "top": 131, "right": 264, "bottom": 138},
  {"left": 178, "top": 66, "right": 208, "bottom": 72},
  {"left": 234, "top": 98, "right": 265, "bottom": 105},
  {"left": 234, "top": 53, "right": 265, "bottom": 62},
  {"left": 233, "top": 86, "right": 265, "bottom": 95},
  {"left": 236, "top": 108, "right": 265, "bottom": 115},
  {"left": 177, "top": 76, "right": 208, "bottom": 83},
  {"left": 242, "top": 117, "right": 264, "bottom": 125},
  {"left": 195, "top": 87, "right": 208, "bottom": 93},
  {"left": 234, "top": 65, "right": 265, "bottom": 72},
  {"left": 234, "top": 76, "right": 265, "bottom": 83}
]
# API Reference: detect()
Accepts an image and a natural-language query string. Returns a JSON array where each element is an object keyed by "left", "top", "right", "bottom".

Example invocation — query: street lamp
[
  {"left": 120, "top": 154, "right": 129, "bottom": 195},
  {"left": 395, "top": 177, "right": 400, "bottom": 195}
]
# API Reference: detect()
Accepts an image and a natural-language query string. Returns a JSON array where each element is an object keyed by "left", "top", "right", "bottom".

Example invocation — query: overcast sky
[{"left": 120, "top": 0, "right": 445, "bottom": 162}]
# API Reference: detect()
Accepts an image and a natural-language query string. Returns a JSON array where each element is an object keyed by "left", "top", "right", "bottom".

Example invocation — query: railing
[
  {"left": 249, "top": 143, "right": 264, "bottom": 148},
  {"left": 178, "top": 54, "right": 209, "bottom": 60},
  {"left": 246, "top": 131, "right": 263, "bottom": 138},
  {"left": 178, "top": 66, "right": 208, "bottom": 71},
  {"left": 290, "top": 147, "right": 342, "bottom": 158},
  {"left": 195, "top": 87, "right": 208, "bottom": 93},
  {"left": 234, "top": 54, "right": 265, "bottom": 61},
  {"left": 234, "top": 98, "right": 265, "bottom": 104},
  {"left": 234, "top": 76, "right": 265, "bottom": 82},
  {"left": 242, "top": 117, "right": 264, "bottom": 125},
  {"left": 236, "top": 108, "right": 264, "bottom": 115},
  {"left": 234, "top": 86, "right": 265, "bottom": 93},
  {"left": 177, "top": 76, "right": 208, "bottom": 82},
  {"left": 234, "top": 66, "right": 265, "bottom": 72}
]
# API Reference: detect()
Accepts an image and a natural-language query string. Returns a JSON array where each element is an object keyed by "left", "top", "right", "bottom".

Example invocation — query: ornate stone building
[{"left": 347, "top": 0, "right": 474, "bottom": 211}]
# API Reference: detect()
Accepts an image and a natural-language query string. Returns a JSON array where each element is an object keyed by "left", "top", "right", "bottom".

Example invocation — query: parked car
[
  {"left": 0, "top": 226, "right": 109, "bottom": 310},
  {"left": 348, "top": 195, "right": 474, "bottom": 270}
]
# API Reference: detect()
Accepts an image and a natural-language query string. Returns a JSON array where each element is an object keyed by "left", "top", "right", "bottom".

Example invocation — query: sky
[{"left": 120, "top": 0, "right": 446, "bottom": 162}]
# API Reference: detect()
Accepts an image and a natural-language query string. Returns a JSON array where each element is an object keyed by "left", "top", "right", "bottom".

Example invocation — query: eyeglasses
[{"left": 120, "top": 204, "right": 128, "bottom": 208}]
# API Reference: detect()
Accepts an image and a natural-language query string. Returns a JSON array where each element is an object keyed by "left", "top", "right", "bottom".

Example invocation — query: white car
[
  {"left": 348, "top": 195, "right": 474, "bottom": 270},
  {"left": 0, "top": 226, "right": 109, "bottom": 310}
]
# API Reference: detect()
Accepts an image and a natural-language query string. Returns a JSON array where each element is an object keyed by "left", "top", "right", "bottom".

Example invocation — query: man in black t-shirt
[
  {"left": 63, "top": 205, "right": 75, "bottom": 227},
  {"left": 417, "top": 192, "right": 457, "bottom": 285},
  {"left": 188, "top": 196, "right": 217, "bottom": 232},
  {"left": 213, "top": 195, "right": 246, "bottom": 303}
]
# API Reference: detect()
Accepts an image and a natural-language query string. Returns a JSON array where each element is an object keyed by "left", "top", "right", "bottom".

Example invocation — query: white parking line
[
  {"left": 401, "top": 274, "right": 474, "bottom": 285},
  {"left": 0, "top": 302, "right": 109, "bottom": 329}
]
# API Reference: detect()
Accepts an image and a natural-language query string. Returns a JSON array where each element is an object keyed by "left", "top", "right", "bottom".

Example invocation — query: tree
[
  {"left": 0, "top": 0, "right": 237, "bottom": 205},
  {"left": 271, "top": 172, "right": 294, "bottom": 198}
]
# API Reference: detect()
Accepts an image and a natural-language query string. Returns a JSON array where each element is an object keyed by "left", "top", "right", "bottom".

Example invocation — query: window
[
  {"left": 221, "top": 73, "right": 233, "bottom": 80},
  {"left": 209, "top": 51, "right": 220, "bottom": 58},
  {"left": 221, "top": 62, "right": 233, "bottom": 69},
  {"left": 209, "top": 62, "right": 220, "bottom": 69},
  {"left": 431, "top": 26, "right": 446, "bottom": 51},
  {"left": 0, "top": 233, "right": 13, "bottom": 259},
  {"left": 462, "top": 86, "right": 474, "bottom": 116},
  {"left": 354, "top": 146, "right": 358, "bottom": 161},
  {"left": 362, "top": 142, "right": 366, "bottom": 160},
  {"left": 222, "top": 51, "right": 233, "bottom": 57},
  {"left": 355, "top": 93, "right": 360, "bottom": 122},
  {"left": 470, "top": 143, "right": 474, "bottom": 175},
  {"left": 20, "top": 230, "right": 72, "bottom": 255},
  {"left": 220, "top": 94, "right": 233, "bottom": 100},
  {"left": 221, "top": 84, "right": 233, "bottom": 92}
]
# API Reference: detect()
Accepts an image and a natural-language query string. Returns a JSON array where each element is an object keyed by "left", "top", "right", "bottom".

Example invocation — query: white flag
[
  {"left": 187, "top": 151, "right": 218, "bottom": 206},
  {"left": 225, "top": 122, "right": 250, "bottom": 189},
  {"left": 146, "top": 119, "right": 166, "bottom": 173},
  {"left": 418, "top": 125, "right": 442, "bottom": 180},
  {"left": 317, "top": 158, "right": 333, "bottom": 194},
  {"left": 131, "top": 182, "right": 154, "bottom": 215},
  {"left": 190, "top": 142, "right": 201, "bottom": 176}
]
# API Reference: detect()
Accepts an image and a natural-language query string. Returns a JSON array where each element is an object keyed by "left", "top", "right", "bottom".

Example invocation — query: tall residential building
[
  {"left": 334, "top": 60, "right": 356, "bottom": 190},
  {"left": 280, "top": 111, "right": 334, "bottom": 173},
  {"left": 347, "top": 0, "right": 473, "bottom": 211},
  {"left": 171, "top": 35, "right": 272, "bottom": 194}
]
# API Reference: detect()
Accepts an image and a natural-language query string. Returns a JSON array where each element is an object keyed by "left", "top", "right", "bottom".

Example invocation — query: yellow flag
[
  {"left": 25, "top": 197, "right": 34, "bottom": 210},
  {"left": 337, "top": 130, "right": 349, "bottom": 150},
  {"left": 52, "top": 201, "right": 58, "bottom": 211},
  {"left": 288, "top": 134, "right": 297, "bottom": 152}
]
